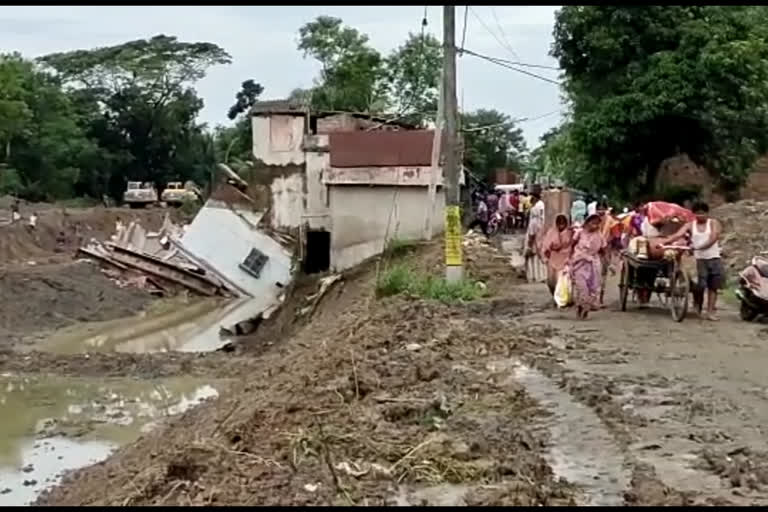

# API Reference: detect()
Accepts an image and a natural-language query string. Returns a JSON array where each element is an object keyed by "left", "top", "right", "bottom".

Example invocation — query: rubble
[{"left": 714, "top": 199, "right": 768, "bottom": 272}]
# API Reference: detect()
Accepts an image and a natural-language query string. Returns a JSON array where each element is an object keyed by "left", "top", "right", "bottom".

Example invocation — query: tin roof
[{"left": 329, "top": 130, "right": 434, "bottom": 168}]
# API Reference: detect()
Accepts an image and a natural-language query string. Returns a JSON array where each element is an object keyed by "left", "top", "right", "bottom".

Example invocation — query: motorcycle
[
  {"left": 735, "top": 256, "right": 768, "bottom": 321},
  {"left": 486, "top": 211, "right": 504, "bottom": 237}
]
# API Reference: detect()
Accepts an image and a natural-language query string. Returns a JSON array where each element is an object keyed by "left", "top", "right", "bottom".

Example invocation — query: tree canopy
[
  {"left": 296, "top": 16, "right": 442, "bottom": 126},
  {"left": 461, "top": 109, "right": 527, "bottom": 183},
  {"left": 551, "top": 6, "right": 768, "bottom": 197},
  {"left": 34, "top": 35, "right": 230, "bottom": 200}
]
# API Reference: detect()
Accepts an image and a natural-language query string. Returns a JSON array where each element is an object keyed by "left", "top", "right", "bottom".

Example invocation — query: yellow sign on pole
[{"left": 444, "top": 205, "right": 463, "bottom": 266}]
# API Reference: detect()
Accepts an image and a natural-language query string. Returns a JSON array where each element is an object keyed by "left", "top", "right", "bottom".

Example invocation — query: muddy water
[
  {"left": 0, "top": 373, "right": 231, "bottom": 505},
  {"left": 38, "top": 295, "right": 276, "bottom": 354},
  {"left": 487, "top": 359, "right": 630, "bottom": 506}
]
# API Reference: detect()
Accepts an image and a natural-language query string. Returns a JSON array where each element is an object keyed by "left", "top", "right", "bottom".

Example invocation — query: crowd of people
[{"left": 470, "top": 187, "right": 724, "bottom": 321}]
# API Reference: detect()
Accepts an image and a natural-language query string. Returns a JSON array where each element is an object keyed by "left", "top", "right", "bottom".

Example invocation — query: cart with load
[{"left": 618, "top": 244, "right": 691, "bottom": 322}]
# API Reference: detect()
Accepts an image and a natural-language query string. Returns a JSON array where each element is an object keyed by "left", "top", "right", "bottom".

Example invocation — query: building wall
[
  {"left": 180, "top": 200, "right": 293, "bottom": 299},
  {"left": 328, "top": 185, "right": 446, "bottom": 271},
  {"left": 303, "top": 134, "right": 332, "bottom": 231},
  {"left": 251, "top": 114, "right": 306, "bottom": 166}
]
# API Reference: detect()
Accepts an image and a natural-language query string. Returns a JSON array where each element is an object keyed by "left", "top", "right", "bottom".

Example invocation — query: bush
[{"left": 375, "top": 264, "right": 486, "bottom": 304}]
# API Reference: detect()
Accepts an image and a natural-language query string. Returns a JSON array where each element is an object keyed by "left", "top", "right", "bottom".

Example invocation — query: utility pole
[
  {"left": 442, "top": 5, "right": 463, "bottom": 282},
  {"left": 423, "top": 70, "right": 443, "bottom": 241}
]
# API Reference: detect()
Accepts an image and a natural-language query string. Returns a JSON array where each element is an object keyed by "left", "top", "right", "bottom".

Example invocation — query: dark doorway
[{"left": 304, "top": 229, "right": 331, "bottom": 274}]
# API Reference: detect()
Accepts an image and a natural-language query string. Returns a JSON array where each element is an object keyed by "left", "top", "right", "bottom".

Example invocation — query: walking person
[
  {"left": 467, "top": 196, "right": 489, "bottom": 236},
  {"left": 666, "top": 201, "right": 724, "bottom": 320},
  {"left": 570, "top": 213, "right": 606, "bottom": 319},
  {"left": 525, "top": 191, "right": 547, "bottom": 283},
  {"left": 542, "top": 214, "right": 574, "bottom": 297},
  {"left": 570, "top": 195, "right": 587, "bottom": 227}
]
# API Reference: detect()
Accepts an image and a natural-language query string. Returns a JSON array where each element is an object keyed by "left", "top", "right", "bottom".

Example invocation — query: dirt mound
[
  {"left": 0, "top": 261, "right": 154, "bottom": 348},
  {"left": 0, "top": 207, "right": 176, "bottom": 266},
  {"left": 714, "top": 199, "right": 768, "bottom": 272},
  {"left": 35, "top": 256, "right": 575, "bottom": 506}
]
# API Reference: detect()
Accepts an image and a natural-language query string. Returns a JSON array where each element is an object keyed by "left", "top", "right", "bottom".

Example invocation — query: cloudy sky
[{"left": 1, "top": 5, "right": 563, "bottom": 148}]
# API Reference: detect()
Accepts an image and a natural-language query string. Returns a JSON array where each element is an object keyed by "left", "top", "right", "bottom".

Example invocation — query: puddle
[
  {"left": 487, "top": 359, "right": 629, "bottom": 506},
  {"left": 39, "top": 295, "right": 276, "bottom": 354},
  {"left": 0, "top": 374, "right": 228, "bottom": 505}
]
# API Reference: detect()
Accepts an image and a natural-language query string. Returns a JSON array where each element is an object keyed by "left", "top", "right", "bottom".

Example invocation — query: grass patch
[
  {"left": 376, "top": 263, "right": 486, "bottom": 303},
  {"left": 383, "top": 237, "right": 419, "bottom": 259}
]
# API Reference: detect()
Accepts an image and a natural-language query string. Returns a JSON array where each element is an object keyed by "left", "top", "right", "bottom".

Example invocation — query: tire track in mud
[{"left": 514, "top": 317, "right": 755, "bottom": 506}]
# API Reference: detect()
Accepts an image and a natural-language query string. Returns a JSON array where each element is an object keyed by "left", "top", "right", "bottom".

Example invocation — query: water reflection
[{"left": 0, "top": 374, "right": 228, "bottom": 505}]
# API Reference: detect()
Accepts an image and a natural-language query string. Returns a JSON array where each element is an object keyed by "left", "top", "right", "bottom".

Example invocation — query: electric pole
[
  {"left": 423, "top": 70, "right": 443, "bottom": 241},
  {"left": 442, "top": 5, "right": 463, "bottom": 282}
]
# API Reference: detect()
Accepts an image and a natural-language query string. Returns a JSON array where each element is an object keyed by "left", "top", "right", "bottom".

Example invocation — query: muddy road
[{"left": 5, "top": 218, "right": 768, "bottom": 506}]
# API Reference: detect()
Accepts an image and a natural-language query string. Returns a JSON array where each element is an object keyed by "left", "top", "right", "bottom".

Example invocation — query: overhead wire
[
  {"left": 461, "top": 48, "right": 561, "bottom": 86},
  {"left": 460, "top": 6, "right": 469, "bottom": 55},
  {"left": 489, "top": 6, "right": 520, "bottom": 60},
  {"left": 468, "top": 7, "right": 516, "bottom": 61}
]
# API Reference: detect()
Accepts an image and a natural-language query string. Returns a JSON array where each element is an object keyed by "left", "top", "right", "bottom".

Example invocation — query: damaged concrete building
[{"left": 246, "top": 98, "right": 459, "bottom": 274}]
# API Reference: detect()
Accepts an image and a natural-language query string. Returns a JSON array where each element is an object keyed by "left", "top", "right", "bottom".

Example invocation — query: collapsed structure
[{"left": 79, "top": 100, "right": 464, "bottom": 335}]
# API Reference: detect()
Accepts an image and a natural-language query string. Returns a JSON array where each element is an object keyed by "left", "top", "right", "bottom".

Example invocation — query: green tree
[
  {"left": 40, "top": 35, "right": 230, "bottom": 199},
  {"left": 297, "top": 16, "right": 385, "bottom": 112},
  {"left": 0, "top": 53, "right": 97, "bottom": 200},
  {"left": 552, "top": 6, "right": 768, "bottom": 197},
  {"left": 227, "top": 79, "right": 264, "bottom": 120},
  {"left": 383, "top": 33, "right": 441, "bottom": 125},
  {"left": 461, "top": 109, "right": 527, "bottom": 182}
]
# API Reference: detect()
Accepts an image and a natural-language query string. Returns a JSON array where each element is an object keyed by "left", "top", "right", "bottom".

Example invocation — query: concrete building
[{"left": 247, "top": 99, "right": 457, "bottom": 273}]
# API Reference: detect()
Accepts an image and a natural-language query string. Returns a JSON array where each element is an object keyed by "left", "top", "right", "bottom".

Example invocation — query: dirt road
[
  {"left": 514, "top": 271, "right": 768, "bottom": 505},
  {"left": 9, "top": 223, "right": 768, "bottom": 506}
]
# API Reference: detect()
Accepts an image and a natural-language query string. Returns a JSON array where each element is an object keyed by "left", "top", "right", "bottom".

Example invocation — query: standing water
[{"left": 487, "top": 359, "right": 630, "bottom": 506}]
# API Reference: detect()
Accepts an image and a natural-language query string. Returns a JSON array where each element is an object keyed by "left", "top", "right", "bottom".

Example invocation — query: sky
[{"left": 1, "top": 5, "right": 563, "bottom": 148}]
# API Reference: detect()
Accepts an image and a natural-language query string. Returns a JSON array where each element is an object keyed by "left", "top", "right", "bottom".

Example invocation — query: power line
[
  {"left": 481, "top": 53, "right": 560, "bottom": 71},
  {"left": 461, "top": 110, "right": 563, "bottom": 133},
  {"left": 460, "top": 6, "right": 469, "bottom": 55},
  {"left": 462, "top": 48, "right": 561, "bottom": 86},
  {"left": 469, "top": 7, "right": 517, "bottom": 62},
  {"left": 490, "top": 6, "right": 520, "bottom": 61}
]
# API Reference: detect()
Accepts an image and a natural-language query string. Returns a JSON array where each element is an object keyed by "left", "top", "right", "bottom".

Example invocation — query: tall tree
[
  {"left": 40, "top": 35, "right": 230, "bottom": 199},
  {"left": 297, "top": 16, "right": 385, "bottom": 112},
  {"left": 0, "top": 53, "right": 97, "bottom": 200},
  {"left": 461, "top": 109, "right": 527, "bottom": 182},
  {"left": 552, "top": 6, "right": 768, "bottom": 197},
  {"left": 227, "top": 79, "right": 264, "bottom": 120},
  {"left": 384, "top": 33, "right": 441, "bottom": 125}
]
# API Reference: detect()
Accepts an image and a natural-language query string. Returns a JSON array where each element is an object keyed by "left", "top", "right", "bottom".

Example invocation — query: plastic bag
[{"left": 554, "top": 269, "right": 572, "bottom": 308}]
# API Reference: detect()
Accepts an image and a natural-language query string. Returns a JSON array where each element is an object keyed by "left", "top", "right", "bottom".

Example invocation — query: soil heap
[{"left": 714, "top": 199, "right": 768, "bottom": 272}]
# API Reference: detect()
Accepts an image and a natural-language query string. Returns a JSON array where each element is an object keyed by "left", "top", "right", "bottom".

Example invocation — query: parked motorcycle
[{"left": 735, "top": 256, "right": 768, "bottom": 321}]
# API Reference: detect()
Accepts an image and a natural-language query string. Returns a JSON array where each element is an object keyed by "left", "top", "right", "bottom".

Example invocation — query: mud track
[{"left": 9, "top": 227, "right": 768, "bottom": 506}]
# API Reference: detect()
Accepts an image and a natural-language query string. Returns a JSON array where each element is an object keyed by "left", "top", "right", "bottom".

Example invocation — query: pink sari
[
  {"left": 570, "top": 229, "right": 606, "bottom": 311},
  {"left": 541, "top": 221, "right": 573, "bottom": 292}
]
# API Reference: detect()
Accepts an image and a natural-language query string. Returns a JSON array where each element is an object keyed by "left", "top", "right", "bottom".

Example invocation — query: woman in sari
[
  {"left": 542, "top": 214, "right": 573, "bottom": 297},
  {"left": 570, "top": 214, "right": 606, "bottom": 319}
]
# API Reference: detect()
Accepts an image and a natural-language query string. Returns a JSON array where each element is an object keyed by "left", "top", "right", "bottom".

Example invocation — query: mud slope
[
  {"left": 36, "top": 243, "right": 578, "bottom": 506},
  {"left": 0, "top": 261, "right": 154, "bottom": 348},
  {"left": 0, "top": 207, "right": 176, "bottom": 267}
]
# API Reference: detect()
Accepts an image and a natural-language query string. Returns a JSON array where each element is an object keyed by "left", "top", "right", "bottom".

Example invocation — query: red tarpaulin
[{"left": 645, "top": 201, "right": 695, "bottom": 225}]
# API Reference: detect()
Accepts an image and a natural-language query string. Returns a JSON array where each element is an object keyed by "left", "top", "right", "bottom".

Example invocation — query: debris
[{"left": 303, "top": 483, "right": 320, "bottom": 493}]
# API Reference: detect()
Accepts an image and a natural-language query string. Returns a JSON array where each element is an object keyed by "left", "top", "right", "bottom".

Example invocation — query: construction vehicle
[
  {"left": 161, "top": 181, "right": 202, "bottom": 207},
  {"left": 123, "top": 181, "right": 159, "bottom": 209}
]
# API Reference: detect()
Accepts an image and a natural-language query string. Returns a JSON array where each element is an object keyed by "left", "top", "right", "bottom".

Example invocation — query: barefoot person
[
  {"left": 666, "top": 201, "right": 723, "bottom": 320},
  {"left": 570, "top": 213, "right": 606, "bottom": 319},
  {"left": 542, "top": 214, "right": 573, "bottom": 297}
]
